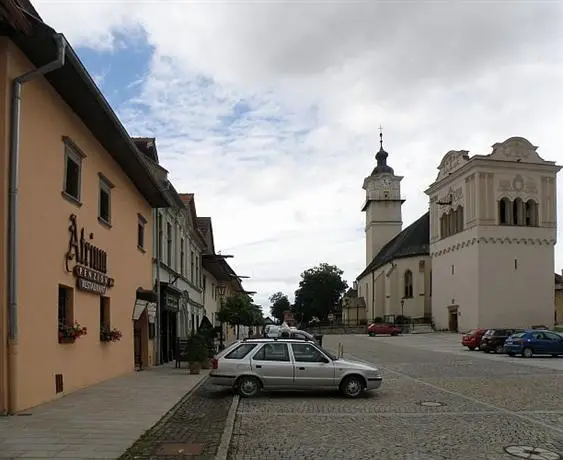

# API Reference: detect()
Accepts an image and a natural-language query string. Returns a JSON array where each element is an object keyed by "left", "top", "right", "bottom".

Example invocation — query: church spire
[{"left": 372, "top": 125, "right": 394, "bottom": 175}]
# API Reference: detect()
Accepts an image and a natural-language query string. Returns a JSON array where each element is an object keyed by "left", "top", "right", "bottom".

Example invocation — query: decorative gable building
[{"left": 355, "top": 135, "right": 561, "bottom": 332}]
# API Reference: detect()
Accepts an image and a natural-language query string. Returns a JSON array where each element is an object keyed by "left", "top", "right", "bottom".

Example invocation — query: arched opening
[
  {"left": 403, "top": 270, "right": 413, "bottom": 298},
  {"left": 498, "top": 197, "right": 511, "bottom": 225},
  {"left": 525, "top": 199, "right": 538, "bottom": 226},
  {"left": 455, "top": 205, "right": 464, "bottom": 233},
  {"left": 448, "top": 210, "right": 455, "bottom": 236},
  {"left": 440, "top": 214, "right": 447, "bottom": 239},
  {"left": 513, "top": 198, "right": 524, "bottom": 225}
]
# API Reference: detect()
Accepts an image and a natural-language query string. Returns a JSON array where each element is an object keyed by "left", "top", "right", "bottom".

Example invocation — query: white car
[{"left": 210, "top": 338, "right": 383, "bottom": 398}]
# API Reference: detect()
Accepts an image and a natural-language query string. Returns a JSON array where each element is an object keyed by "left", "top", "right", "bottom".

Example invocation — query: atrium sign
[{"left": 65, "top": 214, "right": 115, "bottom": 294}]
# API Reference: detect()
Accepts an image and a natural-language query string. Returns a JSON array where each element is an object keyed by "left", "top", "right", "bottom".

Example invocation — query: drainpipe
[
  {"left": 155, "top": 210, "right": 161, "bottom": 365},
  {"left": 7, "top": 33, "right": 66, "bottom": 413}
]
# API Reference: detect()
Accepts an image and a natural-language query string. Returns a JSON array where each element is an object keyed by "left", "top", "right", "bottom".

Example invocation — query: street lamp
[
  {"left": 216, "top": 284, "right": 226, "bottom": 350},
  {"left": 400, "top": 298, "right": 405, "bottom": 318}
]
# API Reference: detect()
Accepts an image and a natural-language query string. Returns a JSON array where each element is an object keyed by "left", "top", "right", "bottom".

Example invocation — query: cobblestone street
[{"left": 227, "top": 334, "right": 563, "bottom": 460}]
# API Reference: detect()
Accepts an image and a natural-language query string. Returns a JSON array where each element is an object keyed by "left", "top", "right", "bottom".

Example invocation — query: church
[{"left": 353, "top": 134, "right": 561, "bottom": 332}]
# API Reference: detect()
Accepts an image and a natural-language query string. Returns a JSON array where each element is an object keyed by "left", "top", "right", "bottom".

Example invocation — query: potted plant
[
  {"left": 58, "top": 321, "right": 87, "bottom": 344},
  {"left": 100, "top": 326, "right": 122, "bottom": 343},
  {"left": 185, "top": 333, "right": 208, "bottom": 374}
]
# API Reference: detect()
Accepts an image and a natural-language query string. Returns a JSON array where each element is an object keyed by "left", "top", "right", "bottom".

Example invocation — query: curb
[{"left": 215, "top": 393, "right": 240, "bottom": 460}]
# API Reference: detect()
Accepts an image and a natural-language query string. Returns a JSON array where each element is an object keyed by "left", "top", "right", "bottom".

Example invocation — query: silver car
[{"left": 209, "top": 338, "right": 383, "bottom": 398}]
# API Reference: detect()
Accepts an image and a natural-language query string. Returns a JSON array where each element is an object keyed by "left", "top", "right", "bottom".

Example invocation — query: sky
[{"left": 33, "top": 0, "right": 563, "bottom": 314}]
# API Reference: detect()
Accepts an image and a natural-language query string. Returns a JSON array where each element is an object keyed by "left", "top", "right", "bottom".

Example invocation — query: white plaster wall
[{"left": 430, "top": 227, "right": 480, "bottom": 331}]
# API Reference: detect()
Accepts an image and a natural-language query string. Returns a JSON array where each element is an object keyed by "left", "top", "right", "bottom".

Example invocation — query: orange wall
[{"left": 0, "top": 39, "right": 155, "bottom": 412}]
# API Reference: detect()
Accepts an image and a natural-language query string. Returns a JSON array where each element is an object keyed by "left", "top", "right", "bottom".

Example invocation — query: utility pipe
[
  {"left": 155, "top": 209, "right": 162, "bottom": 365},
  {"left": 7, "top": 32, "right": 67, "bottom": 413}
]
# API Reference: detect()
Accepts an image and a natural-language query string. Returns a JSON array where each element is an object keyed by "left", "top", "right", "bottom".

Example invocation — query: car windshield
[{"left": 319, "top": 346, "right": 338, "bottom": 360}]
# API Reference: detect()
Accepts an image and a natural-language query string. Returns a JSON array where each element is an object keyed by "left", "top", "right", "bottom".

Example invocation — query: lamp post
[
  {"left": 216, "top": 284, "right": 226, "bottom": 350},
  {"left": 400, "top": 298, "right": 405, "bottom": 318}
]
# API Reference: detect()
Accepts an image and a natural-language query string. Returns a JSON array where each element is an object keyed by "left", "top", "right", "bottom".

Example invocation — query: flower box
[
  {"left": 58, "top": 321, "right": 87, "bottom": 344},
  {"left": 100, "top": 327, "right": 122, "bottom": 343}
]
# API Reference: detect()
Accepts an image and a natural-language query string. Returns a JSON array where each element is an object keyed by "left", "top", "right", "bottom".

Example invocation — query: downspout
[
  {"left": 155, "top": 210, "right": 161, "bottom": 365},
  {"left": 7, "top": 33, "right": 67, "bottom": 413}
]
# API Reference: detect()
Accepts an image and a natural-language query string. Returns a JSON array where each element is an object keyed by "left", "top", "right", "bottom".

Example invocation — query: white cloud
[{"left": 33, "top": 0, "right": 563, "bottom": 312}]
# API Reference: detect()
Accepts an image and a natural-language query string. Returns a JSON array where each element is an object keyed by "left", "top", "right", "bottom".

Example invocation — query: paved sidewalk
[{"left": 0, "top": 363, "right": 208, "bottom": 459}]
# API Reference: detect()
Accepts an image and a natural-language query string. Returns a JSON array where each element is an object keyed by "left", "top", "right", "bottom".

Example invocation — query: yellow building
[{"left": 0, "top": 9, "right": 168, "bottom": 413}]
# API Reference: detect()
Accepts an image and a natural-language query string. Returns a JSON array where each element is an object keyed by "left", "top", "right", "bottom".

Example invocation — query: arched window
[
  {"left": 513, "top": 198, "right": 524, "bottom": 225},
  {"left": 448, "top": 210, "right": 455, "bottom": 236},
  {"left": 498, "top": 197, "right": 511, "bottom": 225},
  {"left": 525, "top": 199, "right": 538, "bottom": 226},
  {"left": 403, "top": 270, "right": 413, "bottom": 298},
  {"left": 440, "top": 214, "right": 447, "bottom": 238},
  {"left": 455, "top": 205, "right": 464, "bottom": 233}
]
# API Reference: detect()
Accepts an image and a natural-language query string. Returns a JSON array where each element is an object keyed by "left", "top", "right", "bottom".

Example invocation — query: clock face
[{"left": 382, "top": 178, "right": 392, "bottom": 188}]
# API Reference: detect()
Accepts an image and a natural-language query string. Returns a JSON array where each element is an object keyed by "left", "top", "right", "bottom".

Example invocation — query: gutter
[{"left": 6, "top": 32, "right": 66, "bottom": 414}]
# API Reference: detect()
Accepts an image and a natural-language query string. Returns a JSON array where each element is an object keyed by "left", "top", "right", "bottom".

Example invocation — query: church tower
[{"left": 362, "top": 131, "right": 405, "bottom": 265}]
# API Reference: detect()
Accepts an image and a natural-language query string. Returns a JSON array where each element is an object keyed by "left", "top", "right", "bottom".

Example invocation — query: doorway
[
  {"left": 160, "top": 309, "right": 178, "bottom": 363},
  {"left": 448, "top": 306, "right": 459, "bottom": 332}
]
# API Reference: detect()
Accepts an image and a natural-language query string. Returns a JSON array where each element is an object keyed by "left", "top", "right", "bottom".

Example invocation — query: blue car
[{"left": 504, "top": 330, "right": 563, "bottom": 358}]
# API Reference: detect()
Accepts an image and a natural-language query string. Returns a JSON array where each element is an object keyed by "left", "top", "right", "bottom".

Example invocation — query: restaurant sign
[{"left": 65, "top": 214, "right": 114, "bottom": 295}]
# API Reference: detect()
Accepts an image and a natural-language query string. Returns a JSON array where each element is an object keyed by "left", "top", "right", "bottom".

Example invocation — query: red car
[
  {"left": 461, "top": 328, "right": 487, "bottom": 350},
  {"left": 368, "top": 323, "right": 402, "bottom": 336}
]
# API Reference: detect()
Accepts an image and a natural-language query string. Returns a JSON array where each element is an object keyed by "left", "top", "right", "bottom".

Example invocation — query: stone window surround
[{"left": 498, "top": 197, "right": 539, "bottom": 226}]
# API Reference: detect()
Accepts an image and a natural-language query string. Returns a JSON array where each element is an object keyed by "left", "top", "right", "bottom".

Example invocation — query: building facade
[
  {"left": 426, "top": 137, "right": 561, "bottom": 331},
  {"left": 356, "top": 136, "right": 560, "bottom": 332},
  {"left": 357, "top": 136, "right": 431, "bottom": 323},
  {"left": 0, "top": 19, "right": 168, "bottom": 413}
]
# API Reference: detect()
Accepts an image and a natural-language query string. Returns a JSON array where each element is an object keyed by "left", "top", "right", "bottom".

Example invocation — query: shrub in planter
[{"left": 185, "top": 333, "right": 208, "bottom": 374}]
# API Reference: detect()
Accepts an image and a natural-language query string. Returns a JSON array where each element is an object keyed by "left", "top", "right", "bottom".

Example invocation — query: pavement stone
[
  {"left": 227, "top": 334, "right": 563, "bottom": 460},
  {"left": 118, "top": 381, "right": 234, "bottom": 460}
]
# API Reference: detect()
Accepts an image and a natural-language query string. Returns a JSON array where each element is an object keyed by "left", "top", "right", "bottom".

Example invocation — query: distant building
[{"left": 357, "top": 134, "right": 560, "bottom": 332}]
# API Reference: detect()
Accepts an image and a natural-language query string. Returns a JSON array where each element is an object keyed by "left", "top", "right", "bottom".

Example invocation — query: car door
[
  {"left": 530, "top": 331, "right": 550, "bottom": 353},
  {"left": 290, "top": 343, "right": 335, "bottom": 389},
  {"left": 543, "top": 331, "right": 563, "bottom": 353},
  {"left": 250, "top": 343, "right": 294, "bottom": 388}
]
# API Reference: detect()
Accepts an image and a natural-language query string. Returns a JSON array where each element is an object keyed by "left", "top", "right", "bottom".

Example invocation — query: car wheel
[
  {"left": 340, "top": 375, "right": 365, "bottom": 398},
  {"left": 522, "top": 348, "right": 533, "bottom": 358},
  {"left": 494, "top": 345, "right": 505, "bottom": 354},
  {"left": 237, "top": 376, "right": 261, "bottom": 398},
  {"left": 468, "top": 347, "right": 475, "bottom": 351},
  {"left": 507, "top": 352, "right": 515, "bottom": 357},
  {"left": 483, "top": 349, "right": 490, "bottom": 353},
  {"left": 391, "top": 332, "right": 399, "bottom": 336}
]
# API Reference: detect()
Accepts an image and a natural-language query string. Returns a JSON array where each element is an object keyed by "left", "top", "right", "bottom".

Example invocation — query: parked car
[
  {"left": 479, "top": 328, "right": 524, "bottom": 354},
  {"left": 461, "top": 328, "right": 487, "bottom": 350},
  {"left": 210, "top": 338, "right": 383, "bottom": 398},
  {"left": 504, "top": 330, "right": 563, "bottom": 358},
  {"left": 368, "top": 323, "right": 402, "bottom": 336}
]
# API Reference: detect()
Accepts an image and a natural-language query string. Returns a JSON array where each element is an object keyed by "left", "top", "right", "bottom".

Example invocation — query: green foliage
[
  {"left": 269, "top": 291, "right": 291, "bottom": 323},
  {"left": 217, "top": 294, "right": 264, "bottom": 326},
  {"left": 293, "top": 263, "right": 348, "bottom": 323},
  {"left": 185, "top": 333, "right": 208, "bottom": 363}
]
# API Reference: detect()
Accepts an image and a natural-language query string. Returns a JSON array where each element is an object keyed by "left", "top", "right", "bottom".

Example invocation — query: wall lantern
[{"left": 216, "top": 284, "right": 226, "bottom": 297}]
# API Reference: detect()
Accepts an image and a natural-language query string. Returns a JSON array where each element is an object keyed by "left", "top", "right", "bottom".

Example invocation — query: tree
[
  {"left": 293, "top": 263, "right": 348, "bottom": 323},
  {"left": 216, "top": 294, "right": 264, "bottom": 339},
  {"left": 269, "top": 291, "right": 291, "bottom": 323}
]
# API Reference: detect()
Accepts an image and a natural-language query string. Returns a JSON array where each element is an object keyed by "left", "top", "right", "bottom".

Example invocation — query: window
[
  {"left": 203, "top": 276, "right": 207, "bottom": 293},
  {"left": 291, "top": 343, "right": 327, "bottom": 362},
  {"left": 98, "top": 173, "right": 114, "bottom": 225},
  {"left": 195, "top": 256, "right": 199, "bottom": 287},
  {"left": 440, "top": 206, "right": 464, "bottom": 239},
  {"left": 58, "top": 285, "right": 74, "bottom": 328},
  {"left": 62, "top": 138, "right": 85, "bottom": 203},
  {"left": 544, "top": 331, "right": 562, "bottom": 341},
  {"left": 166, "top": 222, "right": 172, "bottom": 266},
  {"left": 157, "top": 214, "right": 163, "bottom": 260},
  {"left": 212, "top": 283, "right": 216, "bottom": 299},
  {"left": 253, "top": 343, "right": 290, "bottom": 361},
  {"left": 225, "top": 343, "right": 257, "bottom": 359},
  {"left": 525, "top": 199, "right": 538, "bottom": 226},
  {"left": 403, "top": 270, "right": 413, "bottom": 298},
  {"left": 513, "top": 198, "right": 524, "bottom": 225},
  {"left": 429, "top": 270, "right": 432, "bottom": 296},
  {"left": 138, "top": 214, "right": 146, "bottom": 250},
  {"left": 498, "top": 197, "right": 539, "bottom": 227},
  {"left": 190, "top": 251, "right": 195, "bottom": 283},
  {"left": 100, "top": 296, "right": 110, "bottom": 331},
  {"left": 180, "top": 238, "right": 185, "bottom": 275}
]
